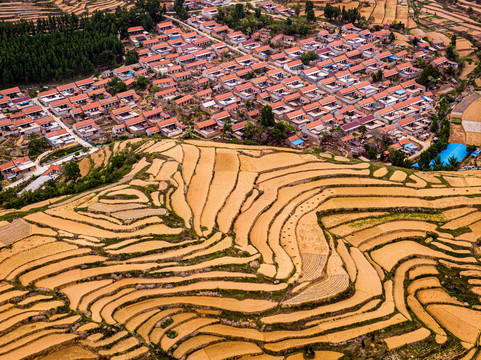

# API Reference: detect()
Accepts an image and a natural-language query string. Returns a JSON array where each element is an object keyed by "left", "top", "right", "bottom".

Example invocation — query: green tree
[
  {"left": 450, "top": 34, "right": 457, "bottom": 47},
  {"left": 446, "top": 44, "right": 457, "bottom": 61},
  {"left": 372, "top": 69, "right": 383, "bottom": 82},
  {"left": 270, "top": 120, "right": 295, "bottom": 140},
  {"left": 125, "top": 50, "right": 139, "bottom": 65},
  {"left": 243, "top": 121, "right": 258, "bottom": 140},
  {"left": 306, "top": 9, "right": 316, "bottom": 22},
  {"left": 363, "top": 144, "right": 377, "bottom": 159},
  {"left": 467, "top": 144, "right": 477, "bottom": 153},
  {"left": 293, "top": 2, "right": 301, "bottom": 15},
  {"left": 300, "top": 51, "right": 319, "bottom": 65},
  {"left": 255, "top": 7, "right": 261, "bottom": 18},
  {"left": 416, "top": 64, "right": 441, "bottom": 89},
  {"left": 389, "top": 31, "right": 396, "bottom": 43},
  {"left": 389, "top": 148, "right": 407, "bottom": 167},
  {"left": 260, "top": 105, "right": 275, "bottom": 127},
  {"left": 359, "top": 125, "right": 367, "bottom": 139},
  {"left": 418, "top": 150, "right": 432, "bottom": 170},
  {"left": 28, "top": 137, "right": 49, "bottom": 156},
  {"left": 64, "top": 161, "right": 81, "bottom": 181},
  {"left": 136, "top": 75, "right": 149, "bottom": 88},
  {"left": 305, "top": 0, "right": 314, "bottom": 13},
  {"left": 222, "top": 118, "right": 232, "bottom": 138},
  {"left": 447, "top": 155, "right": 459, "bottom": 168}
]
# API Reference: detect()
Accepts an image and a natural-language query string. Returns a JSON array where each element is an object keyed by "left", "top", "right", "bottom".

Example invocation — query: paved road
[
  {"left": 5, "top": 101, "right": 96, "bottom": 190},
  {"left": 407, "top": 134, "right": 431, "bottom": 160},
  {"left": 37, "top": 101, "right": 92, "bottom": 148},
  {"left": 165, "top": 15, "right": 251, "bottom": 57},
  {"left": 7, "top": 146, "right": 99, "bottom": 190}
]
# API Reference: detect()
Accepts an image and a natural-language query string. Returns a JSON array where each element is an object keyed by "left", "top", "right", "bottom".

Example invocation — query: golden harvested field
[
  {"left": 1, "top": 139, "right": 481, "bottom": 359},
  {"left": 371, "top": 0, "right": 386, "bottom": 24}
]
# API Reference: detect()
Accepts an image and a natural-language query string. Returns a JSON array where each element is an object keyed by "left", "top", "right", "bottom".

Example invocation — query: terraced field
[
  {"left": 0, "top": 0, "right": 131, "bottom": 22},
  {"left": 54, "top": 0, "right": 132, "bottom": 17},
  {"left": 1, "top": 138, "right": 481, "bottom": 359}
]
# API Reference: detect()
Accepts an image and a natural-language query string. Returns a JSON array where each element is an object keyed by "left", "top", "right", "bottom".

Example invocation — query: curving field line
[{"left": 1, "top": 139, "right": 481, "bottom": 359}]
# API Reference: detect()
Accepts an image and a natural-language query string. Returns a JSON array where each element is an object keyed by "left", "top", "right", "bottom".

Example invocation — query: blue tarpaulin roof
[
  {"left": 389, "top": 56, "right": 399, "bottom": 60},
  {"left": 291, "top": 139, "right": 304, "bottom": 145},
  {"left": 394, "top": 89, "right": 406, "bottom": 95},
  {"left": 413, "top": 143, "right": 468, "bottom": 168}
]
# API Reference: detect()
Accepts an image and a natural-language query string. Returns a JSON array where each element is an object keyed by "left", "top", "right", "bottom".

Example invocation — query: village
[{"left": 0, "top": 3, "right": 463, "bottom": 184}]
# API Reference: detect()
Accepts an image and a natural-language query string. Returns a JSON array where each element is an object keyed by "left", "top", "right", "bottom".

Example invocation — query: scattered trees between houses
[
  {"left": 416, "top": 64, "right": 441, "bottom": 89},
  {"left": 260, "top": 105, "right": 275, "bottom": 127},
  {"left": 372, "top": 69, "right": 384, "bottom": 82},
  {"left": 300, "top": 51, "right": 319, "bottom": 65},
  {"left": 64, "top": 162, "right": 81, "bottom": 182},
  {"left": 125, "top": 50, "right": 140, "bottom": 65},
  {"left": 216, "top": 4, "right": 313, "bottom": 36}
]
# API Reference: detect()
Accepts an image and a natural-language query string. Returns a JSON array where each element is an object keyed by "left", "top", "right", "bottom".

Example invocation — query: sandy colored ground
[
  {"left": 409, "top": 265, "right": 438, "bottom": 280},
  {"left": 78, "top": 157, "right": 91, "bottom": 177},
  {"left": 383, "top": 0, "right": 397, "bottom": 23},
  {"left": 188, "top": 341, "right": 262, "bottom": 360},
  {"left": 256, "top": 161, "right": 368, "bottom": 183},
  {"left": 417, "top": 288, "right": 464, "bottom": 306},
  {"left": 217, "top": 171, "right": 257, "bottom": 234},
  {"left": 384, "top": 327, "right": 431, "bottom": 350},
  {"left": 4, "top": 139, "right": 481, "bottom": 358},
  {"left": 0, "top": 240, "right": 76, "bottom": 279},
  {"left": 0, "top": 333, "right": 78, "bottom": 360},
  {"left": 407, "top": 295, "right": 447, "bottom": 337},
  {"left": 146, "top": 158, "right": 165, "bottom": 178},
  {"left": 460, "top": 60, "right": 477, "bottom": 80},
  {"left": 343, "top": 220, "right": 436, "bottom": 247},
  {"left": 321, "top": 211, "right": 388, "bottom": 228},
  {"left": 390, "top": 170, "right": 407, "bottom": 182},
  {"left": 91, "top": 149, "right": 105, "bottom": 168},
  {"left": 143, "top": 140, "right": 175, "bottom": 154},
  {"left": 264, "top": 314, "right": 407, "bottom": 351},
  {"left": 171, "top": 172, "right": 193, "bottom": 228},
  {"left": 152, "top": 255, "right": 260, "bottom": 275},
  {"left": 371, "top": 0, "right": 386, "bottom": 23},
  {"left": 162, "top": 144, "right": 184, "bottom": 163},
  {"left": 153, "top": 162, "right": 177, "bottom": 183},
  {"left": 239, "top": 152, "right": 315, "bottom": 173},
  {"left": 200, "top": 149, "right": 239, "bottom": 234},
  {"left": 187, "top": 147, "right": 215, "bottom": 235},
  {"left": 372, "top": 240, "right": 476, "bottom": 272},
  {"left": 426, "top": 304, "right": 481, "bottom": 344},
  {"left": 111, "top": 208, "right": 167, "bottom": 220},
  {"left": 181, "top": 144, "right": 200, "bottom": 186},
  {"left": 394, "top": 259, "right": 436, "bottom": 321},
  {"left": 373, "top": 167, "right": 388, "bottom": 177},
  {"left": 19, "top": 254, "right": 106, "bottom": 286},
  {"left": 26, "top": 212, "right": 182, "bottom": 239},
  {"left": 241, "top": 189, "right": 259, "bottom": 213},
  {"left": 358, "top": 230, "right": 426, "bottom": 252}
]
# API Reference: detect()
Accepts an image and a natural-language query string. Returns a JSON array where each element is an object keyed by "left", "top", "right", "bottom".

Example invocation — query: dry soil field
[
  {"left": 1, "top": 138, "right": 481, "bottom": 359},
  {"left": 0, "top": 0, "right": 131, "bottom": 22}
]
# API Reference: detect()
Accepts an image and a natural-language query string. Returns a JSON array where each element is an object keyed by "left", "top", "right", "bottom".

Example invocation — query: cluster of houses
[
  {"left": 131, "top": 19, "right": 446, "bottom": 150},
  {"left": 0, "top": 14, "right": 456, "bottom": 181}
]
